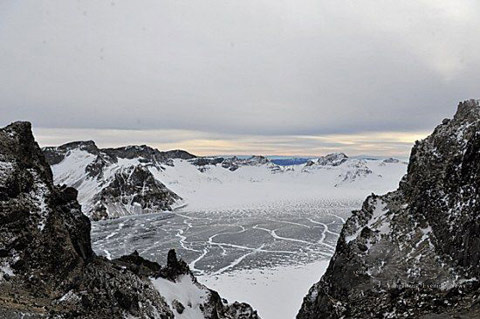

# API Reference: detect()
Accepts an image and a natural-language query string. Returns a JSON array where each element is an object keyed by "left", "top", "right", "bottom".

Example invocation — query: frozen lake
[{"left": 91, "top": 198, "right": 358, "bottom": 318}]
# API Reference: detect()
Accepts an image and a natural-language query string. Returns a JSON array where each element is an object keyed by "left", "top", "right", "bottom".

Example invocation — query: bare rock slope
[
  {"left": 298, "top": 100, "right": 480, "bottom": 318},
  {"left": 0, "top": 121, "right": 259, "bottom": 319}
]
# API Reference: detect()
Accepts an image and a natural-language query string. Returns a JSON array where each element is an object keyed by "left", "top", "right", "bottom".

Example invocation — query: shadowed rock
[
  {"left": 297, "top": 100, "right": 480, "bottom": 319},
  {"left": 0, "top": 121, "right": 259, "bottom": 319}
]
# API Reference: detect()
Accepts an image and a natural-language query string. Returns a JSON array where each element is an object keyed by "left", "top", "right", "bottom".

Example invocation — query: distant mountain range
[
  {"left": 197, "top": 155, "right": 410, "bottom": 166},
  {"left": 42, "top": 143, "right": 407, "bottom": 220}
]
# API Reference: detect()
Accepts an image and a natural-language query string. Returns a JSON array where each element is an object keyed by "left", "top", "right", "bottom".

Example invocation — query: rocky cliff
[
  {"left": 43, "top": 142, "right": 190, "bottom": 220},
  {"left": 0, "top": 121, "right": 259, "bottom": 319},
  {"left": 297, "top": 100, "right": 480, "bottom": 318}
]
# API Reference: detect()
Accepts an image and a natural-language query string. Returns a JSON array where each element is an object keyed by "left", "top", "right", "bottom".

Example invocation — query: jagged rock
[
  {"left": 297, "top": 100, "right": 480, "bottom": 319},
  {"left": 172, "top": 299, "right": 185, "bottom": 314},
  {"left": 159, "top": 249, "right": 190, "bottom": 281},
  {"left": 112, "top": 250, "right": 162, "bottom": 277},
  {"left": 0, "top": 122, "right": 172, "bottom": 318},
  {"left": 0, "top": 122, "right": 259, "bottom": 319}
]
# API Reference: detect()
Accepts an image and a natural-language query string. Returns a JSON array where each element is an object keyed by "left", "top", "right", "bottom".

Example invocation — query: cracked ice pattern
[{"left": 91, "top": 198, "right": 354, "bottom": 275}]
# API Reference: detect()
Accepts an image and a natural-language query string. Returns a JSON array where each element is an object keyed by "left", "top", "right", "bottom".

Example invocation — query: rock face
[
  {"left": 297, "top": 100, "right": 480, "bottom": 318},
  {"left": 0, "top": 122, "right": 259, "bottom": 319},
  {"left": 43, "top": 143, "right": 191, "bottom": 220}
]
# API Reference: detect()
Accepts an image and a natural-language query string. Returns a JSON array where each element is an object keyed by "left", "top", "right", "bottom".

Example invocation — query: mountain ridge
[
  {"left": 43, "top": 141, "right": 407, "bottom": 220},
  {"left": 297, "top": 99, "right": 480, "bottom": 318}
]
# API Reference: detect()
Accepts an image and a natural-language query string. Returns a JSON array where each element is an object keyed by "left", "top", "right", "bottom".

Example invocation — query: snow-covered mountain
[
  {"left": 0, "top": 122, "right": 259, "bottom": 319},
  {"left": 43, "top": 143, "right": 407, "bottom": 220},
  {"left": 43, "top": 142, "right": 194, "bottom": 220}
]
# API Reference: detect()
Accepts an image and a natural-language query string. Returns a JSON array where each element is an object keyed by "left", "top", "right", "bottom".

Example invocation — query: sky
[{"left": 0, "top": 0, "right": 479, "bottom": 156}]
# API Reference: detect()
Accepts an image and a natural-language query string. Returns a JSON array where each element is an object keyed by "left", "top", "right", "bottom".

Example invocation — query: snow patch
[
  {"left": 346, "top": 199, "right": 388, "bottom": 243},
  {"left": 151, "top": 275, "right": 208, "bottom": 318},
  {"left": 0, "top": 262, "right": 14, "bottom": 281}
]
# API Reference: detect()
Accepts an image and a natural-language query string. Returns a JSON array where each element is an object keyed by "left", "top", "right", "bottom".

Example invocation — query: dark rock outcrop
[
  {"left": 0, "top": 122, "right": 259, "bottom": 319},
  {"left": 0, "top": 122, "right": 172, "bottom": 318},
  {"left": 297, "top": 100, "right": 480, "bottom": 318},
  {"left": 162, "top": 149, "right": 196, "bottom": 160},
  {"left": 159, "top": 249, "right": 190, "bottom": 281}
]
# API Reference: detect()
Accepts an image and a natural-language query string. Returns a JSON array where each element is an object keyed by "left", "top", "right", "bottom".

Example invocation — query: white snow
[
  {"left": 51, "top": 149, "right": 101, "bottom": 213},
  {"left": 51, "top": 152, "right": 406, "bottom": 217},
  {"left": 154, "top": 158, "right": 406, "bottom": 213},
  {"left": 151, "top": 274, "right": 208, "bottom": 319},
  {"left": 58, "top": 290, "right": 81, "bottom": 303},
  {"left": 198, "top": 259, "right": 330, "bottom": 319}
]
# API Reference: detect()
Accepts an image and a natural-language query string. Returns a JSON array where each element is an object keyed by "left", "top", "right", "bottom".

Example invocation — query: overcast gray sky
[{"left": 1, "top": 0, "right": 479, "bottom": 156}]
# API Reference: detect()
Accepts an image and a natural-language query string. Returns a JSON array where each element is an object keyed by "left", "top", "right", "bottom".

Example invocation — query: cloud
[
  {"left": 1, "top": 1, "right": 479, "bottom": 154},
  {"left": 33, "top": 126, "right": 429, "bottom": 157}
]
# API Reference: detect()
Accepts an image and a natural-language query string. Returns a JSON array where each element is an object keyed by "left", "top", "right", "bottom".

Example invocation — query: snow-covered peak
[{"left": 305, "top": 153, "right": 348, "bottom": 168}]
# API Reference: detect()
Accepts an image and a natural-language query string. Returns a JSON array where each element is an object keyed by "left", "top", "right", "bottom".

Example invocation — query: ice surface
[{"left": 88, "top": 157, "right": 406, "bottom": 318}]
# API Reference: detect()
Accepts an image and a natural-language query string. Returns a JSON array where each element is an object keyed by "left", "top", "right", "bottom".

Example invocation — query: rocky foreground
[
  {"left": 297, "top": 99, "right": 480, "bottom": 318},
  {"left": 0, "top": 122, "right": 259, "bottom": 319}
]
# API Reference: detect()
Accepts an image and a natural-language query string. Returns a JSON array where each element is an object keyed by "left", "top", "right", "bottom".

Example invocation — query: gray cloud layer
[{"left": 1, "top": 1, "right": 479, "bottom": 153}]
